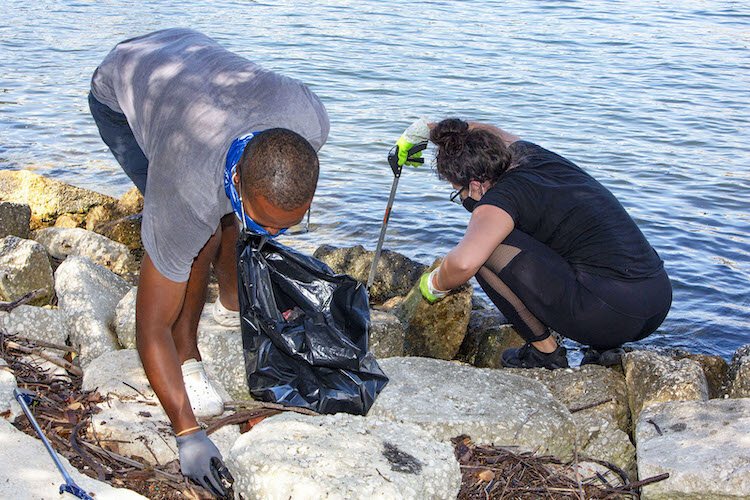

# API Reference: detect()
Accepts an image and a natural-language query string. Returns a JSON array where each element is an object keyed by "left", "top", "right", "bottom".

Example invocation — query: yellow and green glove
[
  {"left": 396, "top": 118, "right": 430, "bottom": 167},
  {"left": 419, "top": 268, "right": 448, "bottom": 303}
]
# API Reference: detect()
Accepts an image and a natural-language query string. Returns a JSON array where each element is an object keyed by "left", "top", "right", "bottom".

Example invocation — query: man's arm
[{"left": 135, "top": 253, "right": 198, "bottom": 433}]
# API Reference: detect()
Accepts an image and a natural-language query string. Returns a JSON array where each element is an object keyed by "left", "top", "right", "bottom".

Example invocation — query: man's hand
[
  {"left": 419, "top": 269, "right": 448, "bottom": 303},
  {"left": 396, "top": 118, "right": 430, "bottom": 167},
  {"left": 177, "top": 430, "right": 234, "bottom": 498}
]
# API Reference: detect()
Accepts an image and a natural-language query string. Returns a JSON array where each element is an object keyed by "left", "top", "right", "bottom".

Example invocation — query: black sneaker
[
  {"left": 501, "top": 343, "right": 569, "bottom": 370},
  {"left": 580, "top": 347, "right": 625, "bottom": 367}
]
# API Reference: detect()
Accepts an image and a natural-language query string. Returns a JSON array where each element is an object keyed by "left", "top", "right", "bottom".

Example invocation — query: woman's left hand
[{"left": 419, "top": 269, "right": 447, "bottom": 303}]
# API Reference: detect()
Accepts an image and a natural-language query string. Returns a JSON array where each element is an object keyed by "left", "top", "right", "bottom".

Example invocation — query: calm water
[{"left": 1, "top": 1, "right": 748, "bottom": 359}]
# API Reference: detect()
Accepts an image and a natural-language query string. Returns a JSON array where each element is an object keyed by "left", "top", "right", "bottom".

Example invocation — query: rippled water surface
[{"left": 1, "top": 1, "right": 748, "bottom": 358}]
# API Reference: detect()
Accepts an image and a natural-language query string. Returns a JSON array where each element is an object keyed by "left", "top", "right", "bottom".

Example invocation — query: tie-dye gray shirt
[{"left": 91, "top": 28, "right": 329, "bottom": 282}]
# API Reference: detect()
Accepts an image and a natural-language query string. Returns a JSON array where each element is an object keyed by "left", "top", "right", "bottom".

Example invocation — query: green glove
[
  {"left": 419, "top": 269, "right": 448, "bottom": 303},
  {"left": 396, "top": 118, "right": 430, "bottom": 167}
]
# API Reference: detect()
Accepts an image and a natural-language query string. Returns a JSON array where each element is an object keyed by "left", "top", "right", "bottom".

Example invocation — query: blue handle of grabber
[{"left": 13, "top": 389, "right": 95, "bottom": 500}]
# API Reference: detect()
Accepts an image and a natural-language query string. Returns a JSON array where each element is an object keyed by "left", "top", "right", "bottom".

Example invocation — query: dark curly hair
[
  {"left": 239, "top": 128, "right": 319, "bottom": 210},
  {"left": 430, "top": 118, "right": 512, "bottom": 187}
]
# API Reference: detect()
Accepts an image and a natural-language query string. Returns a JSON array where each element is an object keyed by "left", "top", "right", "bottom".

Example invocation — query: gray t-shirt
[{"left": 91, "top": 28, "right": 329, "bottom": 282}]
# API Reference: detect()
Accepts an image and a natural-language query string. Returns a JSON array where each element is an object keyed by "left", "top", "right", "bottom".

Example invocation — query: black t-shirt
[{"left": 476, "top": 141, "right": 663, "bottom": 281}]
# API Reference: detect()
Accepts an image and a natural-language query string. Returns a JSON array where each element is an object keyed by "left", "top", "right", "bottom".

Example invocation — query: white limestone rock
[
  {"left": 369, "top": 310, "right": 405, "bottom": 358},
  {"left": 369, "top": 357, "right": 576, "bottom": 457},
  {"left": 108, "top": 300, "right": 249, "bottom": 400},
  {"left": 83, "top": 349, "right": 231, "bottom": 406},
  {"left": 113, "top": 287, "right": 137, "bottom": 349},
  {"left": 0, "top": 305, "right": 68, "bottom": 346},
  {"left": 197, "top": 307, "right": 250, "bottom": 401},
  {"left": 574, "top": 412, "right": 636, "bottom": 478},
  {"left": 0, "top": 419, "right": 145, "bottom": 499},
  {"left": 33, "top": 227, "right": 137, "bottom": 276},
  {"left": 0, "top": 359, "right": 21, "bottom": 421},
  {"left": 85, "top": 350, "right": 237, "bottom": 466},
  {"left": 55, "top": 256, "right": 130, "bottom": 367},
  {"left": 506, "top": 364, "right": 630, "bottom": 432},
  {"left": 82, "top": 349, "right": 153, "bottom": 399},
  {"left": 623, "top": 350, "right": 708, "bottom": 421},
  {"left": 636, "top": 398, "right": 750, "bottom": 499},
  {"left": 89, "top": 398, "right": 240, "bottom": 467},
  {"left": 228, "top": 412, "right": 461, "bottom": 500},
  {"left": 0, "top": 235, "right": 54, "bottom": 305}
]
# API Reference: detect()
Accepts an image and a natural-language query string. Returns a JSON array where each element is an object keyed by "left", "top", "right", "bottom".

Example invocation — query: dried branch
[{"left": 0, "top": 288, "right": 46, "bottom": 312}]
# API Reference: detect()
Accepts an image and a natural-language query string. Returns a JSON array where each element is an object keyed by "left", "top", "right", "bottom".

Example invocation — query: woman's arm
[{"left": 433, "top": 204, "right": 515, "bottom": 291}]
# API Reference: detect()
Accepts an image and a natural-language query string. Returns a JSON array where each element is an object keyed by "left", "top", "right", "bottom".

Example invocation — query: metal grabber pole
[
  {"left": 14, "top": 388, "right": 95, "bottom": 500},
  {"left": 367, "top": 143, "right": 426, "bottom": 291}
]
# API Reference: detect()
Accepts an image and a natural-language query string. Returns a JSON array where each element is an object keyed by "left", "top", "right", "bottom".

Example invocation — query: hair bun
[{"left": 430, "top": 118, "right": 469, "bottom": 158}]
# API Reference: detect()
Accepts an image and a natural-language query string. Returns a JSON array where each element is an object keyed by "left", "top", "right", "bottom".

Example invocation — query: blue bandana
[{"left": 224, "top": 133, "right": 287, "bottom": 238}]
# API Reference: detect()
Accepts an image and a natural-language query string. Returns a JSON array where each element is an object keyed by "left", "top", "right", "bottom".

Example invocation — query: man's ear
[{"left": 232, "top": 172, "right": 239, "bottom": 185}]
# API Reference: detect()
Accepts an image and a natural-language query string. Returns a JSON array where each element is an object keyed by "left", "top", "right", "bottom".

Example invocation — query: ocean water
[{"left": 1, "top": 1, "right": 748, "bottom": 359}]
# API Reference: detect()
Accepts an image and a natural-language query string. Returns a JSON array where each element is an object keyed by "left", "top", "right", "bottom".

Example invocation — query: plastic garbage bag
[{"left": 238, "top": 234, "right": 389, "bottom": 415}]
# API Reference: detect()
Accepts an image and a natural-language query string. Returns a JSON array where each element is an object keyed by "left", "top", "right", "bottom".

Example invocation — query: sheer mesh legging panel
[{"left": 475, "top": 243, "right": 549, "bottom": 342}]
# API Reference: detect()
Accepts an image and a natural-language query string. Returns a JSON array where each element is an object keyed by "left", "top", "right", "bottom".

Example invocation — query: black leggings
[{"left": 475, "top": 230, "right": 672, "bottom": 350}]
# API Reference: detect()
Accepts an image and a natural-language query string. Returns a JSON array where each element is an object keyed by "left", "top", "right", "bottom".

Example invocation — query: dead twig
[
  {"left": 568, "top": 398, "right": 614, "bottom": 414},
  {"left": 0, "top": 288, "right": 46, "bottom": 312},
  {"left": 11, "top": 335, "right": 77, "bottom": 354},
  {"left": 223, "top": 399, "right": 320, "bottom": 416},
  {"left": 5, "top": 340, "right": 83, "bottom": 377}
]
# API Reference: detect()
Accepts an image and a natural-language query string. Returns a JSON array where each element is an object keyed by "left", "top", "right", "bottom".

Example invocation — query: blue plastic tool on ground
[{"left": 13, "top": 388, "right": 95, "bottom": 500}]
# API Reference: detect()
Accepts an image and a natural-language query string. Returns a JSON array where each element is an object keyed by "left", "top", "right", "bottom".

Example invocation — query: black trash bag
[{"left": 237, "top": 234, "right": 389, "bottom": 415}]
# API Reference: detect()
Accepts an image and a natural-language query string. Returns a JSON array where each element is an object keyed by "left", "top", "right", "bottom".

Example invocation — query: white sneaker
[
  {"left": 181, "top": 359, "right": 225, "bottom": 418},
  {"left": 212, "top": 300, "right": 241, "bottom": 328}
]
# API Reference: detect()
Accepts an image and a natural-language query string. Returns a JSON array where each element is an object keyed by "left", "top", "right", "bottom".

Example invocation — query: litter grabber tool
[
  {"left": 13, "top": 388, "right": 95, "bottom": 500},
  {"left": 366, "top": 142, "right": 426, "bottom": 291}
]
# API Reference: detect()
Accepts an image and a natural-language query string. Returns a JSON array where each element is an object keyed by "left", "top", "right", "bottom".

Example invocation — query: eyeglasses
[{"left": 450, "top": 187, "right": 466, "bottom": 205}]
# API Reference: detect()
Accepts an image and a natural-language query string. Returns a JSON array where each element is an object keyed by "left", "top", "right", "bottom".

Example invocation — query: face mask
[
  {"left": 461, "top": 183, "right": 485, "bottom": 213},
  {"left": 462, "top": 197, "right": 478, "bottom": 212},
  {"left": 224, "top": 133, "right": 287, "bottom": 238}
]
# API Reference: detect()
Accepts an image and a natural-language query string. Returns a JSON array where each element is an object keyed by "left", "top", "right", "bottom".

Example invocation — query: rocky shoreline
[{"left": 1, "top": 169, "right": 749, "bottom": 499}]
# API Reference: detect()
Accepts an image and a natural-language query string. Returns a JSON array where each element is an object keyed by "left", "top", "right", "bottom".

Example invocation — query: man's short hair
[{"left": 238, "top": 128, "right": 319, "bottom": 210}]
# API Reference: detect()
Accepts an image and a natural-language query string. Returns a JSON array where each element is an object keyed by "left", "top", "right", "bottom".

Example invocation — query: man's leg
[
  {"left": 213, "top": 214, "right": 240, "bottom": 311},
  {"left": 88, "top": 92, "right": 149, "bottom": 194}
]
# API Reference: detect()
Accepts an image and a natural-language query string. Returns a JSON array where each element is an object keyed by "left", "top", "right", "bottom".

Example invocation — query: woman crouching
[{"left": 395, "top": 118, "right": 672, "bottom": 369}]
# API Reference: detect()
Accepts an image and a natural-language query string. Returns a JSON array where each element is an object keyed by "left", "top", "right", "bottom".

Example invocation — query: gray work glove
[{"left": 176, "top": 430, "right": 234, "bottom": 498}]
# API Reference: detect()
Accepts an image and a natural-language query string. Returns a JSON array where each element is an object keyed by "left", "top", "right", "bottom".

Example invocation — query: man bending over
[{"left": 89, "top": 28, "right": 329, "bottom": 496}]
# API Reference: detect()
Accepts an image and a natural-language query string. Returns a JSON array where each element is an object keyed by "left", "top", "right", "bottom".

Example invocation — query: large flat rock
[
  {"left": 89, "top": 398, "right": 239, "bottom": 467},
  {"left": 623, "top": 350, "right": 708, "bottom": 421},
  {"left": 506, "top": 364, "right": 634, "bottom": 476},
  {"left": 0, "top": 169, "right": 117, "bottom": 227},
  {"left": 33, "top": 227, "right": 137, "bottom": 275},
  {"left": 636, "top": 398, "right": 750, "bottom": 499},
  {"left": 0, "top": 359, "right": 21, "bottom": 421},
  {"left": 55, "top": 256, "right": 130, "bottom": 366},
  {"left": 228, "top": 412, "right": 461, "bottom": 500},
  {"left": 395, "top": 261, "right": 473, "bottom": 360},
  {"left": 196, "top": 307, "right": 250, "bottom": 401},
  {"left": 369, "top": 310, "right": 405, "bottom": 358},
  {"left": 314, "top": 244, "right": 427, "bottom": 304},
  {"left": 369, "top": 357, "right": 576, "bottom": 457},
  {"left": 728, "top": 344, "right": 750, "bottom": 398},
  {"left": 0, "top": 201, "right": 31, "bottom": 239},
  {"left": 506, "top": 364, "right": 630, "bottom": 432},
  {"left": 0, "top": 305, "right": 69, "bottom": 346},
  {"left": 0, "top": 235, "right": 55, "bottom": 305},
  {"left": 0, "top": 419, "right": 145, "bottom": 499}
]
